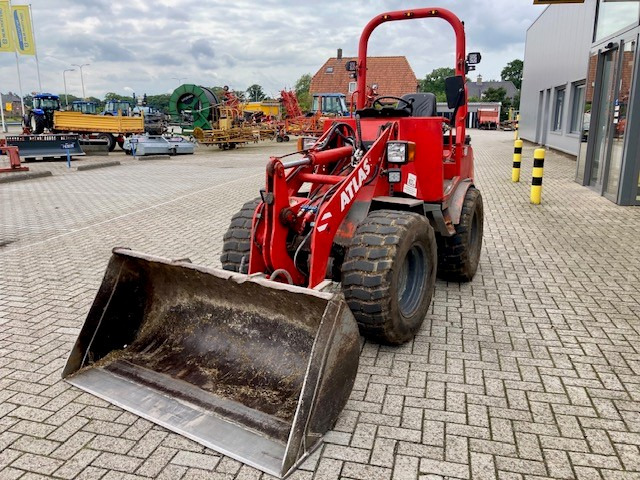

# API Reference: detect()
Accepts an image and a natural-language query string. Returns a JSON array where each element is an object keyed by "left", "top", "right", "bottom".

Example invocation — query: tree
[
  {"left": 481, "top": 87, "right": 507, "bottom": 103},
  {"left": 501, "top": 59, "right": 523, "bottom": 90},
  {"left": 145, "top": 94, "right": 171, "bottom": 113},
  {"left": 246, "top": 84, "right": 266, "bottom": 102},
  {"left": 419, "top": 67, "right": 455, "bottom": 102},
  {"left": 294, "top": 73, "right": 312, "bottom": 111}
]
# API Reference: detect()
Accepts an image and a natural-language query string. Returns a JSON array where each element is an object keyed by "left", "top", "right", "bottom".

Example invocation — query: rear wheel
[
  {"left": 436, "top": 187, "right": 483, "bottom": 282},
  {"left": 341, "top": 210, "right": 437, "bottom": 344},
  {"left": 97, "top": 133, "right": 116, "bottom": 151},
  {"left": 220, "top": 198, "right": 261, "bottom": 273}
]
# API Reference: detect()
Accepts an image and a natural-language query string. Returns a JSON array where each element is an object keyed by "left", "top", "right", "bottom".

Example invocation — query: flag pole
[
  {"left": 0, "top": 92, "right": 7, "bottom": 133},
  {"left": 8, "top": 0, "right": 25, "bottom": 116},
  {"left": 28, "top": 3, "right": 41, "bottom": 92}
]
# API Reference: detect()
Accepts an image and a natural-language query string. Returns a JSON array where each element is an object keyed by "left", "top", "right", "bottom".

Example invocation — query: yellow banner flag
[
  {"left": 12, "top": 5, "right": 35, "bottom": 55},
  {"left": 0, "top": 0, "right": 15, "bottom": 53}
]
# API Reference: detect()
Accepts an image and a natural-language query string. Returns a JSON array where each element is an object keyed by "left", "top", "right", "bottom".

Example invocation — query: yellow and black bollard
[
  {"left": 512, "top": 139, "right": 523, "bottom": 182},
  {"left": 530, "top": 148, "right": 545, "bottom": 204}
]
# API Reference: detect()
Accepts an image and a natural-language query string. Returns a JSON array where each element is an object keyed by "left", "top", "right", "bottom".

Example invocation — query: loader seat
[{"left": 398, "top": 93, "right": 437, "bottom": 117}]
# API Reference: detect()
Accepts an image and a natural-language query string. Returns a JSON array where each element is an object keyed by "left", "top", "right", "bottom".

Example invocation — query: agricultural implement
[
  {"left": 122, "top": 134, "right": 195, "bottom": 156},
  {"left": 0, "top": 140, "right": 29, "bottom": 173},
  {"left": 64, "top": 6, "right": 483, "bottom": 478},
  {"left": 52, "top": 111, "right": 145, "bottom": 151},
  {"left": 5, "top": 134, "right": 84, "bottom": 160}
]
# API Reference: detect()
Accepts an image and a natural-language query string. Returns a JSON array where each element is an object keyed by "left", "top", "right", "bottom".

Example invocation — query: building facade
[{"left": 521, "top": 0, "right": 640, "bottom": 205}]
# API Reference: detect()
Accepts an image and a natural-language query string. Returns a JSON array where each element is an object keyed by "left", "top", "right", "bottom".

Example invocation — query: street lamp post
[
  {"left": 72, "top": 64, "right": 90, "bottom": 99},
  {"left": 63, "top": 69, "right": 75, "bottom": 108}
]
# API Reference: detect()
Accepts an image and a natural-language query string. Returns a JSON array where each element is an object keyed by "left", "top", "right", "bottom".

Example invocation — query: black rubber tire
[
  {"left": 220, "top": 198, "right": 261, "bottom": 273},
  {"left": 283, "top": 135, "right": 290, "bottom": 142},
  {"left": 341, "top": 210, "right": 437, "bottom": 345},
  {"left": 276, "top": 135, "right": 284, "bottom": 143},
  {"left": 436, "top": 187, "right": 483, "bottom": 282},
  {"left": 97, "top": 133, "right": 116, "bottom": 151},
  {"left": 32, "top": 114, "right": 46, "bottom": 134}
]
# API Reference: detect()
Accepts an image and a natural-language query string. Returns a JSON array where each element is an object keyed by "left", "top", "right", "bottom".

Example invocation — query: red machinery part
[{"left": 0, "top": 139, "right": 29, "bottom": 173}]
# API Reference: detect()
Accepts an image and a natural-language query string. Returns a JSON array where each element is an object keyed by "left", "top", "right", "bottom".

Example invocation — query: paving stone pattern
[{"left": 1, "top": 131, "right": 639, "bottom": 479}]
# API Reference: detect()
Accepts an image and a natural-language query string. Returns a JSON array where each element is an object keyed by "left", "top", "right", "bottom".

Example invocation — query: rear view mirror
[
  {"left": 445, "top": 75, "right": 465, "bottom": 109},
  {"left": 345, "top": 60, "right": 357, "bottom": 72}
]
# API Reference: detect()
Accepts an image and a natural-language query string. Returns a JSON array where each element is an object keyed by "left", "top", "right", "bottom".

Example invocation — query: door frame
[{"left": 582, "top": 42, "right": 619, "bottom": 191}]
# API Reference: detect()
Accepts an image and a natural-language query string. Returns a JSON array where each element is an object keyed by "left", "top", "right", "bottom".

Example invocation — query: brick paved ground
[{"left": 1, "top": 130, "right": 639, "bottom": 479}]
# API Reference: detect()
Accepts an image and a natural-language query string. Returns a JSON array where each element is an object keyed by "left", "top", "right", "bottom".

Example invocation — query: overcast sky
[{"left": 0, "top": 1, "right": 545, "bottom": 99}]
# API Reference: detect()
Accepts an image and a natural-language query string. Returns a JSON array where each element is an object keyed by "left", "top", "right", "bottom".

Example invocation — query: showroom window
[{"left": 553, "top": 87, "right": 566, "bottom": 132}]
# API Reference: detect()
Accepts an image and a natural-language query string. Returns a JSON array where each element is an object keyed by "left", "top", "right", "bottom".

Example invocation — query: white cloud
[{"left": 0, "top": 0, "right": 544, "bottom": 98}]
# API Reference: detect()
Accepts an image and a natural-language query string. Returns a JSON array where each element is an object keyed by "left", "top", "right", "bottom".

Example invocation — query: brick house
[
  {"left": 310, "top": 49, "right": 418, "bottom": 104},
  {"left": 1, "top": 92, "right": 23, "bottom": 117}
]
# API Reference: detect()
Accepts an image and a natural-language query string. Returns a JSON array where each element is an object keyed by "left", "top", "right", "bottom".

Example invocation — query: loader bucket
[{"left": 62, "top": 248, "right": 360, "bottom": 478}]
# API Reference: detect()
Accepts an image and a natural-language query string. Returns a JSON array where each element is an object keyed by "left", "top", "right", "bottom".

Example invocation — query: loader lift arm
[{"left": 250, "top": 122, "right": 397, "bottom": 288}]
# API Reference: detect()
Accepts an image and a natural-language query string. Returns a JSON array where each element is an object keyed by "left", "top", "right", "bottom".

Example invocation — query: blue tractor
[
  {"left": 71, "top": 101, "right": 97, "bottom": 114},
  {"left": 25, "top": 93, "right": 61, "bottom": 134},
  {"left": 103, "top": 100, "right": 132, "bottom": 116}
]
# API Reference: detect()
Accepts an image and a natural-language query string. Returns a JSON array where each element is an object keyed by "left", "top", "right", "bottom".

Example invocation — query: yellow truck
[{"left": 53, "top": 111, "right": 145, "bottom": 151}]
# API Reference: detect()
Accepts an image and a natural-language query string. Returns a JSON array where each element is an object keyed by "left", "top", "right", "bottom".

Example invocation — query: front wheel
[
  {"left": 436, "top": 187, "right": 483, "bottom": 282},
  {"left": 341, "top": 210, "right": 437, "bottom": 345},
  {"left": 220, "top": 198, "right": 261, "bottom": 273},
  {"left": 31, "top": 114, "right": 46, "bottom": 134}
]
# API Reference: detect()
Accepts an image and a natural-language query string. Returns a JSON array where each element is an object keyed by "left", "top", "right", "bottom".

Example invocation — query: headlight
[
  {"left": 386, "top": 141, "right": 415, "bottom": 164},
  {"left": 388, "top": 169, "right": 402, "bottom": 183}
]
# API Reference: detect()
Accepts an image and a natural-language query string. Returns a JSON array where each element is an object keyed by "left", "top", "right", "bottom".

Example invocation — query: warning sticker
[
  {"left": 403, "top": 184, "right": 417, "bottom": 197},
  {"left": 407, "top": 173, "right": 417, "bottom": 188},
  {"left": 403, "top": 173, "right": 418, "bottom": 197}
]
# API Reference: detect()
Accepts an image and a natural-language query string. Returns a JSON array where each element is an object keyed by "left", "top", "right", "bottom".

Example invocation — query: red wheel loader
[{"left": 63, "top": 7, "right": 483, "bottom": 478}]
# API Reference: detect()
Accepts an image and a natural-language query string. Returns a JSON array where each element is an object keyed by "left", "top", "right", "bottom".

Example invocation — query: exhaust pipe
[{"left": 63, "top": 248, "right": 360, "bottom": 477}]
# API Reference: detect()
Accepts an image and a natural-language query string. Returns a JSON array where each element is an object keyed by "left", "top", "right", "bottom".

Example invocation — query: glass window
[
  {"left": 348, "top": 82, "right": 356, "bottom": 93},
  {"left": 595, "top": 0, "right": 640, "bottom": 41},
  {"left": 552, "top": 87, "right": 565, "bottom": 131},
  {"left": 570, "top": 83, "right": 586, "bottom": 133},
  {"left": 325, "top": 66, "right": 334, "bottom": 73}
]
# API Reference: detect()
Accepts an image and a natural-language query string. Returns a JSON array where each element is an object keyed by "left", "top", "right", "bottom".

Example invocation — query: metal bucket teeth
[{"left": 63, "top": 248, "right": 360, "bottom": 478}]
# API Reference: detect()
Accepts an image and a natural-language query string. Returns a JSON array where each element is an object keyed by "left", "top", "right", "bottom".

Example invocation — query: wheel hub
[{"left": 397, "top": 244, "right": 427, "bottom": 317}]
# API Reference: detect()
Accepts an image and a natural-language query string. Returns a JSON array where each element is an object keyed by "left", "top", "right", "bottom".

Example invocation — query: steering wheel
[{"left": 372, "top": 96, "right": 413, "bottom": 114}]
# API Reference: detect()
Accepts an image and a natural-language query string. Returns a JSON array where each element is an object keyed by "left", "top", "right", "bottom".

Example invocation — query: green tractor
[{"left": 24, "top": 93, "right": 60, "bottom": 134}]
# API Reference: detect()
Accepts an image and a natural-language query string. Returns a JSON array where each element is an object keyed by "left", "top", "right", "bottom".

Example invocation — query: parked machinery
[
  {"left": 24, "top": 93, "right": 60, "bottom": 134},
  {"left": 103, "top": 100, "right": 132, "bottom": 116},
  {"left": 478, "top": 108, "right": 499, "bottom": 130},
  {"left": 71, "top": 101, "right": 97, "bottom": 114},
  {"left": 168, "top": 84, "right": 220, "bottom": 131},
  {"left": 63, "top": 6, "right": 484, "bottom": 479}
]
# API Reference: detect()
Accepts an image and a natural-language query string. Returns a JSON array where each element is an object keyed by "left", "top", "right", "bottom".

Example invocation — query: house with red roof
[{"left": 310, "top": 49, "right": 418, "bottom": 105}]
